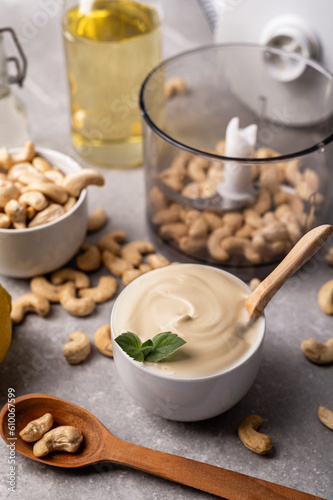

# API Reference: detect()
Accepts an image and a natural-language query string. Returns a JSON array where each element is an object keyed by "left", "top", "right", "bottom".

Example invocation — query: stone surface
[{"left": 0, "top": 1, "right": 332, "bottom": 499}]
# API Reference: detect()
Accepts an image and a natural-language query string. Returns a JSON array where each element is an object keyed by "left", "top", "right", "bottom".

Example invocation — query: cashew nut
[
  {"left": 164, "top": 77, "right": 187, "bottom": 99},
  {"left": 62, "top": 168, "right": 105, "bottom": 197},
  {"left": 318, "top": 406, "right": 333, "bottom": 430},
  {"left": 33, "top": 426, "right": 83, "bottom": 457},
  {"left": 94, "top": 324, "right": 113, "bottom": 358},
  {"left": 10, "top": 293, "right": 50, "bottom": 324},
  {"left": 146, "top": 253, "right": 170, "bottom": 269},
  {"left": 59, "top": 283, "right": 95, "bottom": 317},
  {"left": 87, "top": 208, "right": 107, "bottom": 232},
  {"left": 50, "top": 268, "right": 90, "bottom": 289},
  {"left": 4, "top": 199, "right": 27, "bottom": 228},
  {"left": 187, "top": 157, "right": 209, "bottom": 182},
  {"left": 159, "top": 222, "right": 188, "bottom": 241},
  {"left": 28, "top": 203, "right": 65, "bottom": 227},
  {"left": 63, "top": 195, "right": 77, "bottom": 212},
  {"left": 188, "top": 215, "right": 209, "bottom": 238},
  {"left": 62, "top": 330, "right": 91, "bottom": 364},
  {"left": 97, "top": 230, "right": 126, "bottom": 255},
  {"left": 18, "top": 191, "right": 48, "bottom": 211},
  {"left": 0, "top": 147, "right": 13, "bottom": 170},
  {"left": 30, "top": 276, "right": 67, "bottom": 303},
  {"left": 207, "top": 226, "right": 232, "bottom": 261},
  {"left": 19, "top": 413, "right": 54, "bottom": 442},
  {"left": 79, "top": 276, "right": 117, "bottom": 303},
  {"left": 23, "top": 182, "right": 68, "bottom": 204},
  {"left": 317, "top": 280, "right": 333, "bottom": 315},
  {"left": 252, "top": 189, "right": 272, "bottom": 215},
  {"left": 159, "top": 168, "right": 184, "bottom": 192},
  {"left": 76, "top": 244, "right": 101, "bottom": 272},
  {"left": 44, "top": 169, "right": 65, "bottom": 186},
  {"left": 102, "top": 250, "right": 133, "bottom": 277},
  {"left": 122, "top": 266, "right": 151, "bottom": 286},
  {"left": 0, "top": 213, "right": 10, "bottom": 228},
  {"left": 0, "top": 179, "right": 20, "bottom": 209},
  {"left": 32, "top": 156, "right": 53, "bottom": 172},
  {"left": 301, "top": 338, "right": 333, "bottom": 365},
  {"left": 11, "top": 141, "right": 35, "bottom": 164},
  {"left": 149, "top": 186, "right": 169, "bottom": 212},
  {"left": 202, "top": 211, "right": 222, "bottom": 230},
  {"left": 325, "top": 247, "right": 333, "bottom": 267},
  {"left": 152, "top": 203, "right": 181, "bottom": 225},
  {"left": 249, "top": 278, "right": 261, "bottom": 291},
  {"left": 238, "top": 415, "right": 273, "bottom": 455},
  {"left": 221, "top": 236, "right": 261, "bottom": 264},
  {"left": 179, "top": 235, "right": 207, "bottom": 254},
  {"left": 121, "top": 240, "right": 154, "bottom": 266}
]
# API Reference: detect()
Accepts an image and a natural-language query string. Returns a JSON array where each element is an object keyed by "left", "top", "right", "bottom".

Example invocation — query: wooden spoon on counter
[
  {"left": 245, "top": 224, "right": 333, "bottom": 321},
  {"left": 0, "top": 393, "right": 323, "bottom": 500}
]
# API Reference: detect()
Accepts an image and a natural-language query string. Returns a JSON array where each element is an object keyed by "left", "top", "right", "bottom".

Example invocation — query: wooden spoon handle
[
  {"left": 103, "top": 438, "right": 322, "bottom": 499},
  {"left": 245, "top": 224, "right": 333, "bottom": 320}
]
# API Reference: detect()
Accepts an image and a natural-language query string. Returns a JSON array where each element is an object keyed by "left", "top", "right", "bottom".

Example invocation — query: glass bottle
[
  {"left": 0, "top": 27, "right": 30, "bottom": 148},
  {"left": 62, "top": 0, "right": 163, "bottom": 168}
]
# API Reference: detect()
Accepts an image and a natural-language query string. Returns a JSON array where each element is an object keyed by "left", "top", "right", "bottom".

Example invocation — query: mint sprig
[{"left": 115, "top": 331, "right": 186, "bottom": 363}]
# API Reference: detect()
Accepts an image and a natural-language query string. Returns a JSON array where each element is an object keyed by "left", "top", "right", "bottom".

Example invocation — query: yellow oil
[{"left": 63, "top": 0, "right": 161, "bottom": 167}]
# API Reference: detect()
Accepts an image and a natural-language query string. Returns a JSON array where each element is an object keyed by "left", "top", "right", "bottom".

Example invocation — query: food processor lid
[{"left": 212, "top": 0, "right": 333, "bottom": 73}]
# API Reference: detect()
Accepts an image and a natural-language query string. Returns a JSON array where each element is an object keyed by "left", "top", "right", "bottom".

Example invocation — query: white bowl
[
  {"left": 0, "top": 148, "right": 88, "bottom": 278},
  {"left": 110, "top": 264, "right": 265, "bottom": 422}
]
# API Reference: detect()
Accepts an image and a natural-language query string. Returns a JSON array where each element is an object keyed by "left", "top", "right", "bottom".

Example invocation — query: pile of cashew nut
[
  {"left": 9, "top": 210, "right": 173, "bottom": 364},
  {"left": 149, "top": 145, "right": 323, "bottom": 265},
  {"left": 19, "top": 413, "right": 83, "bottom": 457},
  {"left": 0, "top": 141, "right": 104, "bottom": 228}
]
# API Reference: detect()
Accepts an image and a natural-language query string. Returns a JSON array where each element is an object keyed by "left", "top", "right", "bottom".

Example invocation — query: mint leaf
[
  {"left": 114, "top": 332, "right": 144, "bottom": 362},
  {"left": 115, "top": 331, "right": 186, "bottom": 363},
  {"left": 140, "top": 339, "right": 154, "bottom": 358},
  {"left": 146, "top": 332, "right": 186, "bottom": 362}
]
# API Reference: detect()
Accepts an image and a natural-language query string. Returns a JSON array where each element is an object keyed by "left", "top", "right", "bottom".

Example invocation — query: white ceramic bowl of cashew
[
  {"left": 111, "top": 264, "right": 266, "bottom": 422},
  {"left": 0, "top": 147, "right": 88, "bottom": 278}
]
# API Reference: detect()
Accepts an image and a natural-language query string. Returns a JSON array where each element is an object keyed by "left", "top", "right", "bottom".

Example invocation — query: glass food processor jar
[
  {"left": 62, "top": 0, "right": 162, "bottom": 168},
  {"left": 140, "top": 44, "right": 333, "bottom": 279}
]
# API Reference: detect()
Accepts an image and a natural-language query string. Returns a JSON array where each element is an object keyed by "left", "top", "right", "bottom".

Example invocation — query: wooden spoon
[
  {"left": 0, "top": 393, "right": 323, "bottom": 499},
  {"left": 245, "top": 224, "right": 333, "bottom": 321}
]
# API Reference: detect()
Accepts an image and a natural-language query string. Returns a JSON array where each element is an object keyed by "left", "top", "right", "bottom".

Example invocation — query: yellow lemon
[{"left": 0, "top": 283, "right": 12, "bottom": 364}]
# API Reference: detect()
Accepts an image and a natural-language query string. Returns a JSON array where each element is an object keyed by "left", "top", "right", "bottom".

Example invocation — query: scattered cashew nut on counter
[
  {"left": 87, "top": 208, "right": 107, "bottom": 232},
  {"left": 238, "top": 415, "right": 273, "bottom": 455},
  {"left": 10, "top": 293, "right": 50, "bottom": 324},
  {"left": 62, "top": 331, "right": 91, "bottom": 364},
  {"left": 76, "top": 243, "right": 101, "bottom": 272},
  {"left": 301, "top": 338, "right": 333, "bottom": 365},
  {"left": 30, "top": 276, "right": 67, "bottom": 303},
  {"left": 79, "top": 276, "right": 117, "bottom": 303},
  {"left": 19, "top": 413, "right": 54, "bottom": 442},
  {"left": 318, "top": 406, "right": 333, "bottom": 430},
  {"left": 121, "top": 240, "right": 155, "bottom": 267},
  {"left": 317, "top": 280, "right": 333, "bottom": 315},
  {"left": 50, "top": 268, "right": 90, "bottom": 289},
  {"left": 59, "top": 283, "right": 95, "bottom": 317},
  {"left": 33, "top": 426, "right": 83, "bottom": 457},
  {"left": 94, "top": 324, "right": 113, "bottom": 358}
]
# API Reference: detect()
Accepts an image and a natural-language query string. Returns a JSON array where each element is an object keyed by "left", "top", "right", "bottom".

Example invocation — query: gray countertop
[{"left": 0, "top": 1, "right": 332, "bottom": 499}]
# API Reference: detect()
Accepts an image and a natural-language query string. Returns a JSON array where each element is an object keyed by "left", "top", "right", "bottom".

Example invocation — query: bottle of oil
[{"left": 62, "top": 0, "right": 162, "bottom": 168}]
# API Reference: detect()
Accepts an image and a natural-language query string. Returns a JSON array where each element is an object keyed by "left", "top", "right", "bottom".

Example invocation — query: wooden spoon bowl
[{"left": 1, "top": 393, "right": 106, "bottom": 468}]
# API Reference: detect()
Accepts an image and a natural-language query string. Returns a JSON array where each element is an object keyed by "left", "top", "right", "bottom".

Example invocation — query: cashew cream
[{"left": 113, "top": 264, "right": 264, "bottom": 377}]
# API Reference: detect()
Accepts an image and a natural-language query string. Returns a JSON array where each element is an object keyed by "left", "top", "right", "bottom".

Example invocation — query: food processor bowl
[{"left": 140, "top": 44, "right": 333, "bottom": 279}]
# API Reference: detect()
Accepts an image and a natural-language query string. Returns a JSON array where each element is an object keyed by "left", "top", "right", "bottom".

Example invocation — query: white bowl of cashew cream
[
  {"left": 0, "top": 148, "right": 88, "bottom": 278},
  {"left": 111, "top": 263, "right": 265, "bottom": 421}
]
